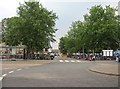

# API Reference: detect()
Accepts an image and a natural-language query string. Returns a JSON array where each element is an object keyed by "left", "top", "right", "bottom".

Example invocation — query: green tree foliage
[
  {"left": 3, "top": 1, "right": 58, "bottom": 52},
  {"left": 83, "top": 5, "right": 118, "bottom": 51},
  {"left": 59, "top": 21, "right": 85, "bottom": 53},
  {"left": 4, "top": 17, "right": 21, "bottom": 46},
  {"left": 59, "top": 5, "right": 119, "bottom": 54},
  {"left": 67, "top": 21, "right": 85, "bottom": 53},
  {"left": 59, "top": 37, "right": 68, "bottom": 54}
]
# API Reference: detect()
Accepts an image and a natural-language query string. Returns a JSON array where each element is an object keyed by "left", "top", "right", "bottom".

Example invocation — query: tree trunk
[{"left": 23, "top": 48, "right": 26, "bottom": 60}]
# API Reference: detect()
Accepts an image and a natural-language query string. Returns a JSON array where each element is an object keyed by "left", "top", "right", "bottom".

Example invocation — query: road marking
[
  {"left": 65, "top": 60, "right": 69, "bottom": 62},
  {"left": 71, "top": 60, "right": 75, "bottom": 62},
  {"left": 0, "top": 77, "right": 3, "bottom": 80},
  {"left": 59, "top": 60, "right": 81, "bottom": 63},
  {"left": 59, "top": 60, "right": 64, "bottom": 62},
  {"left": 17, "top": 69, "right": 22, "bottom": 71},
  {"left": 76, "top": 60, "right": 81, "bottom": 62},
  {"left": 9, "top": 71, "right": 14, "bottom": 74},
  {"left": 2, "top": 74, "right": 7, "bottom": 77}
]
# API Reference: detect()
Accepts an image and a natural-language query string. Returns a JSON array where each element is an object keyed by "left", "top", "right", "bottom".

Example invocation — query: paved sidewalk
[
  {"left": 1, "top": 60, "right": 54, "bottom": 70},
  {"left": 89, "top": 62, "right": 120, "bottom": 76}
]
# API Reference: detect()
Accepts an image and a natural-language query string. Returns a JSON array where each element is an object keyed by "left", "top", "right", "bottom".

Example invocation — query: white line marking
[
  {"left": 17, "top": 69, "right": 22, "bottom": 71},
  {"left": 0, "top": 77, "right": 3, "bottom": 81},
  {"left": 9, "top": 71, "right": 14, "bottom": 74},
  {"left": 65, "top": 60, "right": 69, "bottom": 62},
  {"left": 2, "top": 74, "right": 7, "bottom": 77},
  {"left": 71, "top": 60, "right": 75, "bottom": 62},
  {"left": 76, "top": 60, "right": 81, "bottom": 62},
  {"left": 59, "top": 60, "right": 64, "bottom": 62}
]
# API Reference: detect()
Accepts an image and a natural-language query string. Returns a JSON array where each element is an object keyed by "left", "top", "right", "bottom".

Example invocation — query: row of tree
[
  {"left": 2, "top": 1, "right": 58, "bottom": 53},
  {"left": 59, "top": 5, "right": 120, "bottom": 54}
]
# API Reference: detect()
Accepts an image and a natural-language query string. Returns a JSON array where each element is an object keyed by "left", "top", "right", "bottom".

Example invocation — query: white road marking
[
  {"left": 59, "top": 60, "right": 64, "bottom": 62},
  {"left": 76, "top": 60, "right": 81, "bottom": 62},
  {"left": 2, "top": 74, "right": 7, "bottom": 77},
  {"left": 71, "top": 60, "right": 75, "bottom": 62},
  {"left": 17, "top": 69, "right": 22, "bottom": 71},
  {"left": 65, "top": 60, "right": 69, "bottom": 62},
  {"left": 9, "top": 71, "right": 14, "bottom": 74},
  {"left": 0, "top": 77, "right": 3, "bottom": 81},
  {"left": 59, "top": 60, "right": 81, "bottom": 63}
]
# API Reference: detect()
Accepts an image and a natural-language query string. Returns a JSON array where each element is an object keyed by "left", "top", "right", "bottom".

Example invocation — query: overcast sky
[{"left": 0, "top": 0, "right": 119, "bottom": 49}]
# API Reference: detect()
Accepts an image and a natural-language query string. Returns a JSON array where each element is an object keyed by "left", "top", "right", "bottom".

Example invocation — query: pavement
[
  {"left": 89, "top": 61, "right": 120, "bottom": 76},
  {"left": 59, "top": 56, "right": 120, "bottom": 76},
  {"left": 1, "top": 60, "right": 54, "bottom": 70}
]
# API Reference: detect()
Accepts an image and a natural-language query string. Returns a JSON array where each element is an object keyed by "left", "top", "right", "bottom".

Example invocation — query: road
[{"left": 1, "top": 57, "right": 118, "bottom": 87}]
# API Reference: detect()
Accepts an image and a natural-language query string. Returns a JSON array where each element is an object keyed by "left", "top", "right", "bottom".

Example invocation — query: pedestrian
[{"left": 116, "top": 56, "right": 118, "bottom": 62}]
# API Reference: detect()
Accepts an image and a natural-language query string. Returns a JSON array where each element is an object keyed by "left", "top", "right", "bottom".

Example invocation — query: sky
[{"left": 0, "top": 0, "right": 119, "bottom": 49}]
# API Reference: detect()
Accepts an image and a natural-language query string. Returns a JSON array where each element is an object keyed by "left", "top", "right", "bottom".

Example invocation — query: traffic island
[{"left": 89, "top": 63, "right": 120, "bottom": 76}]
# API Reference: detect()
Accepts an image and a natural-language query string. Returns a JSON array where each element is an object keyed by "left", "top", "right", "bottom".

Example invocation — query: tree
[
  {"left": 1, "top": 18, "right": 7, "bottom": 43},
  {"left": 82, "top": 5, "right": 119, "bottom": 51},
  {"left": 59, "top": 37, "right": 68, "bottom": 54},
  {"left": 59, "top": 5, "right": 119, "bottom": 55},
  {"left": 3, "top": 1, "right": 58, "bottom": 53},
  {"left": 67, "top": 21, "right": 85, "bottom": 53},
  {"left": 59, "top": 21, "right": 85, "bottom": 54},
  {"left": 4, "top": 17, "right": 21, "bottom": 46}
]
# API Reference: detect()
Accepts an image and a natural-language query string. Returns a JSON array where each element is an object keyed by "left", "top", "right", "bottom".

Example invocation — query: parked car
[
  {"left": 113, "top": 49, "right": 120, "bottom": 62},
  {"left": 0, "top": 54, "right": 15, "bottom": 59},
  {"left": 44, "top": 54, "right": 53, "bottom": 60},
  {"left": 49, "top": 53, "right": 55, "bottom": 60}
]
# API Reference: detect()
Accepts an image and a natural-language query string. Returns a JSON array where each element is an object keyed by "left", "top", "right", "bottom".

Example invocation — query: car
[
  {"left": 115, "top": 54, "right": 120, "bottom": 62},
  {"left": 0, "top": 54, "right": 14, "bottom": 59},
  {"left": 50, "top": 53, "right": 55, "bottom": 60},
  {"left": 113, "top": 49, "right": 120, "bottom": 62},
  {"left": 44, "top": 54, "right": 52, "bottom": 60}
]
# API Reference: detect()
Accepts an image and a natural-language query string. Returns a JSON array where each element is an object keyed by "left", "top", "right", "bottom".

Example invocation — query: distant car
[
  {"left": 0, "top": 55, "right": 7, "bottom": 59},
  {"left": 44, "top": 54, "right": 52, "bottom": 60},
  {"left": 113, "top": 49, "right": 120, "bottom": 62},
  {"left": 50, "top": 53, "right": 55, "bottom": 60},
  {"left": 0, "top": 54, "right": 14, "bottom": 59},
  {"left": 115, "top": 54, "right": 120, "bottom": 62}
]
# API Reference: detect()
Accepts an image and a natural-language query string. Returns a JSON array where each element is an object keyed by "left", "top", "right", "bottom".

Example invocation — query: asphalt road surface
[{"left": 2, "top": 58, "right": 118, "bottom": 87}]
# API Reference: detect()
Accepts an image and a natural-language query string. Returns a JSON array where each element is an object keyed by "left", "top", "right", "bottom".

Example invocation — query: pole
[
  {"left": 83, "top": 46, "right": 85, "bottom": 59},
  {"left": 23, "top": 48, "right": 25, "bottom": 59}
]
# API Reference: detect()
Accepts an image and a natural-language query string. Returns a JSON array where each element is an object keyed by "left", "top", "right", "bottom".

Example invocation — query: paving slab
[
  {"left": 89, "top": 63, "right": 120, "bottom": 76},
  {"left": 1, "top": 60, "right": 54, "bottom": 70}
]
